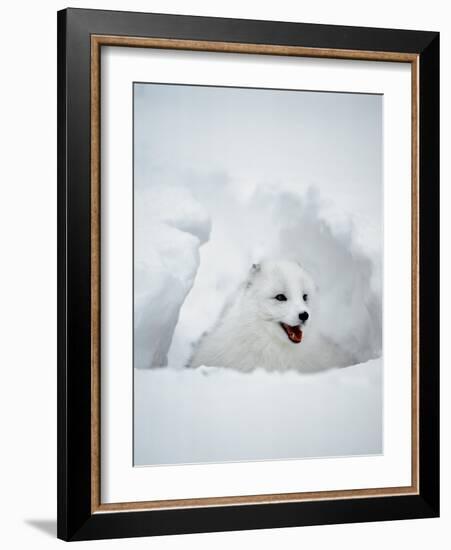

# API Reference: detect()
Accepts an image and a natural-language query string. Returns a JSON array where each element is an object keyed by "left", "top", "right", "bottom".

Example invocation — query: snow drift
[
  {"left": 134, "top": 358, "right": 382, "bottom": 465},
  {"left": 133, "top": 181, "right": 383, "bottom": 464},
  {"left": 134, "top": 184, "right": 211, "bottom": 369}
]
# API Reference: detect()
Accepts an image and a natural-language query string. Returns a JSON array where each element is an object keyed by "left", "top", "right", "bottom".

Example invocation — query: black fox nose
[{"left": 299, "top": 311, "right": 309, "bottom": 323}]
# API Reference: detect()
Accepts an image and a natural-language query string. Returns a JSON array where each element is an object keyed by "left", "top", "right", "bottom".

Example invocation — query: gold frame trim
[{"left": 90, "top": 35, "right": 420, "bottom": 514}]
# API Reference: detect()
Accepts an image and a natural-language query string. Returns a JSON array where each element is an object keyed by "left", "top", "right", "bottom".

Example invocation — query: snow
[
  {"left": 134, "top": 358, "right": 382, "bottom": 465},
  {"left": 134, "top": 185, "right": 211, "bottom": 369},
  {"left": 133, "top": 84, "right": 383, "bottom": 464}
]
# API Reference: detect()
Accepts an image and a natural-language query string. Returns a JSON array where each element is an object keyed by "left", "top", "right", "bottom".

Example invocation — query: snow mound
[
  {"left": 134, "top": 358, "right": 382, "bottom": 465},
  {"left": 134, "top": 185, "right": 211, "bottom": 369}
]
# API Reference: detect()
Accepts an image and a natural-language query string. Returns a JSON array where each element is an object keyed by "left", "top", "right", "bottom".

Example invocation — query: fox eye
[
  {"left": 275, "top": 294, "right": 287, "bottom": 301},
  {"left": 302, "top": 293, "right": 308, "bottom": 302}
]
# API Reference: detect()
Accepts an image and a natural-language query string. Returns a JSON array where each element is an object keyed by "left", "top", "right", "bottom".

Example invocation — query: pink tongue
[{"left": 288, "top": 325, "right": 303, "bottom": 343}]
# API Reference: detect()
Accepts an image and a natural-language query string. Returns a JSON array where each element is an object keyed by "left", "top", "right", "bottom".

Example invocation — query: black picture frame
[{"left": 57, "top": 7, "right": 439, "bottom": 541}]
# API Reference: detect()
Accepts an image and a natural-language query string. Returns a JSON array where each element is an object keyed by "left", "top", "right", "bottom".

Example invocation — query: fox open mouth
[{"left": 280, "top": 323, "right": 303, "bottom": 344}]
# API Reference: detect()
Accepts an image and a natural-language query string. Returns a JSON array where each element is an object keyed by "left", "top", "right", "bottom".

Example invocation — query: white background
[{"left": 0, "top": 0, "right": 447, "bottom": 548}]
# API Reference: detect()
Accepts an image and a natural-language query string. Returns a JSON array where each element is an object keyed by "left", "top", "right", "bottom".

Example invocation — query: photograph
[
  {"left": 55, "top": 6, "right": 439, "bottom": 542},
  {"left": 133, "top": 82, "right": 384, "bottom": 466}
]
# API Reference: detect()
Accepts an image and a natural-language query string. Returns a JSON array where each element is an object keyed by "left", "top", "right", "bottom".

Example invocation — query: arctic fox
[{"left": 190, "top": 259, "right": 349, "bottom": 373}]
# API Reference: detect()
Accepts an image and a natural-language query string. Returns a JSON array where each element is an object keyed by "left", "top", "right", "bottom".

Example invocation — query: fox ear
[{"left": 246, "top": 263, "right": 261, "bottom": 288}]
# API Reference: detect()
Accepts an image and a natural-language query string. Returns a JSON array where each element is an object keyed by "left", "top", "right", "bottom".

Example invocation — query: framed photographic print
[{"left": 57, "top": 8, "right": 439, "bottom": 541}]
